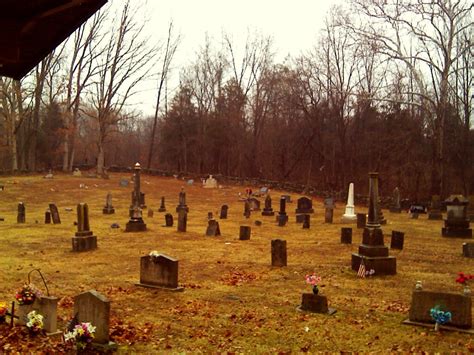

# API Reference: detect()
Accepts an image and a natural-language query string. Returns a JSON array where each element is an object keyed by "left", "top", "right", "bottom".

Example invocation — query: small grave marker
[
  {"left": 220, "top": 205, "right": 228, "bottom": 219},
  {"left": 239, "top": 226, "right": 251, "bottom": 240},
  {"left": 165, "top": 213, "right": 174, "bottom": 227},
  {"left": 296, "top": 197, "right": 314, "bottom": 214},
  {"left": 147, "top": 209, "right": 154, "bottom": 218},
  {"left": 302, "top": 214, "right": 310, "bottom": 229},
  {"left": 102, "top": 193, "right": 115, "bottom": 214},
  {"left": 158, "top": 197, "right": 166, "bottom": 212},
  {"left": 49, "top": 203, "right": 61, "bottom": 224},
  {"left": 391, "top": 231, "right": 405, "bottom": 250},
  {"left": 206, "top": 219, "right": 221, "bottom": 236},
  {"left": 177, "top": 210, "right": 187, "bottom": 232},
  {"left": 17, "top": 202, "right": 25, "bottom": 223},
  {"left": 463, "top": 243, "right": 474, "bottom": 258},
  {"left": 136, "top": 253, "right": 184, "bottom": 291},
  {"left": 356, "top": 213, "right": 366, "bottom": 229},
  {"left": 341, "top": 228, "right": 352, "bottom": 244},
  {"left": 271, "top": 239, "right": 287, "bottom": 267}
]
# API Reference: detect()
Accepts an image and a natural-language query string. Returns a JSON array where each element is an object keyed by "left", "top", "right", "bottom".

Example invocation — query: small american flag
[{"left": 357, "top": 260, "right": 366, "bottom": 278}]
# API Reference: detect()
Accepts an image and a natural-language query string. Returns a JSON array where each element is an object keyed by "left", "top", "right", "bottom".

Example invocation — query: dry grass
[{"left": 0, "top": 173, "right": 473, "bottom": 353}]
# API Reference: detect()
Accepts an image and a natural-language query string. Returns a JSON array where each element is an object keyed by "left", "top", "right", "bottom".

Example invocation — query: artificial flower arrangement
[
  {"left": 305, "top": 273, "right": 322, "bottom": 295},
  {"left": 0, "top": 302, "right": 8, "bottom": 322},
  {"left": 15, "top": 283, "right": 41, "bottom": 305},
  {"left": 456, "top": 272, "right": 474, "bottom": 295},
  {"left": 430, "top": 305, "right": 452, "bottom": 331},
  {"left": 26, "top": 310, "right": 44, "bottom": 335},
  {"left": 64, "top": 322, "right": 96, "bottom": 350}
]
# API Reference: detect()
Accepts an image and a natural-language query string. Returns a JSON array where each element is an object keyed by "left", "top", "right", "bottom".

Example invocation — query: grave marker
[
  {"left": 248, "top": 197, "right": 261, "bottom": 211},
  {"left": 296, "top": 197, "right": 314, "bottom": 214},
  {"left": 74, "top": 290, "right": 112, "bottom": 344},
  {"left": 277, "top": 197, "right": 288, "bottom": 226},
  {"left": 302, "top": 214, "right": 310, "bottom": 229},
  {"left": 341, "top": 228, "right": 352, "bottom": 244},
  {"left": 165, "top": 213, "right": 174, "bottom": 227},
  {"left": 390, "top": 187, "right": 402, "bottom": 213},
  {"left": 442, "top": 195, "right": 472, "bottom": 238},
  {"left": 206, "top": 219, "right": 221, "bottom": 236},
  {"left": 44, "top": 209, "right": 51, "bottom": 224},
  {"left": 356, "top": 213, "right": 366, "bottom": 229},
  {"left": 176, "top": 188, "right": 189, "bottom": 213},
  {"left": 137, "top": 254, "right": 183, "bottom": 291},
  {"left": 390, "top": 231, "right": 405, "bottom": 250},
  {"left": 72, "top": 203, "right": 97, "bottom": 252},
  {"left": 243, "top": 200, "right": 251, "bottom": 219},
  {"left": 147, "top": 209, "right": 154, "bottom": 218},
  {"left": 462, "top": 243, "right": 474, "bottom": 258},
  {"left": 17, "top": 202, "right": 25, "bottom": 223},
  {"left": 271, "top": 239, "right": 287, "bottom": 267},
  {"left": 262, "top": 195, "right": 275, "bottom": 216},
  {"left": 341, "top": 183, "right": 357, "bottom": 222},
  {"left": 125, "top": 163, "right": 147, "bottom": 232},
  {"left": 158, "top": 196, "right": 166, "bottom": 212},
  {"left": 49, "top": 204, "right": 61, "bottom": 224},
  {"left": 177, "top": 210, "right": 187, "bottom": 232},
  {"left": 102, "top": 193, "right": 115, "bottom": 215},
  {"left": 239, "top": 226, "right": 251, "bottom": 240},
  {"left": 220, "top": 205, "right": 228, "bottom": 219}
]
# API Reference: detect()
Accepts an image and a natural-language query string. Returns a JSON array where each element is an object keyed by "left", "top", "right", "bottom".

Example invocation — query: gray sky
[{"left": 126, "top": 0, "right": 345, "bottom": 115}]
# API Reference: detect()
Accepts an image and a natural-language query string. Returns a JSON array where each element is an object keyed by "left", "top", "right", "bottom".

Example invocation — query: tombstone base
[
  {"left": 442, "top": 227, "right": 472, "bottom": 238},
  {"left": 351, "top": 254, "right": 396, "bottom": 275},
  {"left": 262, "top": 210, "right": 275, "bottom": 216},
  {"left": 125, "top": 219, "right": 147, "bottom": 232},
  {"left": 91, "top": 341, "right": 118, "bottom": 351},
  {"left": 72, "top": 235, "right": 97, "bottom": 252},
  {"left": 297, "top": 294, "right": 336, "bottom": 315},
  {"left": 341, "top": 214, "right": 357, "bottom": 223},
  {"left": 102, "top": 208, "right": 115, "bottom": 215},
  {"left": 389, "top": 208, "right": 402, "bottom": 213},
  {"left": 428, "top": 212, "right": 443, "bottom": 220},
  {"left": 135, "top": 283, "right": 184, "bottom": 292},
  {"left": 402, "top": 319, "right": 474, "bottom": 334},
  {"left": 295, "top": 208, "right": 314, "bottom": 214}
]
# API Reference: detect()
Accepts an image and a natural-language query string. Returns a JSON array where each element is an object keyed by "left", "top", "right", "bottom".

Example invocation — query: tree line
[{"left": 0, "top": 0, "right": 472, "bottom": 199}]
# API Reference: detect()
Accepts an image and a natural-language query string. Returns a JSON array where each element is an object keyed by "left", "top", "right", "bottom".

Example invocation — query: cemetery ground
[{"left": 0, "top": 174, "right": 473, "bottom": 353}]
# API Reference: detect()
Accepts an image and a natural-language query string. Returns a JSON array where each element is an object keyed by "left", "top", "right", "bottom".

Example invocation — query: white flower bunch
[
  {"left": 26, "top": 310, "right": 44, "bottom": 332},
  {"left": 64, "top": 322, "right": 96, "bottom": 349}
]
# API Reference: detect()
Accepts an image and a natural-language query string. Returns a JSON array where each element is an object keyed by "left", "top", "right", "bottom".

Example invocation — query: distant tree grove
[{"left": 0, "top": 0, "right": 472, "bottom": 199}]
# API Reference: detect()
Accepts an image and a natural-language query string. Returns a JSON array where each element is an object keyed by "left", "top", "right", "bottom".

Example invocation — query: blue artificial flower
[{"left": 430, "top": 306, "right": 452, "bottom": 325}]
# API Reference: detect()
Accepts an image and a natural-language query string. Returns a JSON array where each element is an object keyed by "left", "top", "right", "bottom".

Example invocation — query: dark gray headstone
[
  {"left": 296, "top": 197, "right": 314, "bottom": 214},
  {"left": 302, "top": 214, "right": 310, "bottom": 229},
  {"left": 462, "top": 243, "right": 474, "bottom": 258},
  {"left": 177, "top": 210, "right": 187, "bottom": 232},
  {"left": 239, "top": 226, "right": 251, "bottom": 240},
  {"left": 165, "top": 213, "right": 173, "bottom": 227},
  {"left": 341, "top": 228, "right": 352, "bottom": 244},
  {"left": 271, "top": 239, "right": 287, "bottom": 267},
  {"left": 49, "top": 203, "right": 61, "bottom": 224},
  {"left": 220, "top": 205, "right": 228, "bottom": 219},
  {"left": 17, "top": 202, "right": 25, "bottom": 223},
  {"left": 243, "top": 200, "right": 251, "bottom": 218},
  {"left": 206, "top": 219, "right": 221, "bottom": 236},
  {"left": 44, "top": 210, "right": 51, "bottom": 224},
  {"left": 356, "top": 213, "right": 366, "bottom": 229},
  {"left": 158, "top": 196, "right": 166, "bottom": 212},
  {"left": 390, "top": 231, "right": 405, "bottom": 250}
]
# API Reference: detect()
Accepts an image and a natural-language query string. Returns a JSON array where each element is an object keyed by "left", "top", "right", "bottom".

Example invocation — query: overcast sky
[{"left": 123, "top": 0, "right": 345, "bottom": 115}]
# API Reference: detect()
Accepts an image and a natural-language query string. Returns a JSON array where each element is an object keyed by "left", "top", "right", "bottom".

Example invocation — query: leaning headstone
[
  {"left": 102, "top": 193, "right": 115, "bottom": 214},
  {"left": 44, "top": 209, "right": 51, "bottom": 224},
  {"left": 271, "top": 239, "right": 287, "bottom": 267},
  {"left": 17, "top": 202, "right": 25, "bottom": 223},
  {"left": 49, "top": 203, "right": 61, "bottom": 224},
  {"left": 72, "top": 203, "right": 97, "bottom": 252},
  {"left": 136, "top": 253, "right": 183, "bottom": 291},
  {"left": 203, "top": 175, "right": 218, "bottom": 189},
  {"left": 147, "top": 209, "right": 154, "bottom": 218},
  {"left": 351, "top": 172, "right": 396, "bottom": 275},
  {"left": 341, "top": 183, "right": 357, "bottom": 222},
  {"left": 239, "top": 226, "right": 251, "bottom": 240},
  {"left": 125, "top": 163, "right": 147, "bottom": 232},
  {"left": 406, "top": 289, "right": 472, "bottom": 329},
  {"left": 177, "top": 210, "right": 187, "bottom": 232},
  {"left": 356, "top": 213, "right": 366, "bottom": 229},
  {"left": 206, "top": 219, "right": 221, "bottom": 236},
  {"left": 462, "top": 243, "right": 474, "bottom": 258},
  {"left": 176, "top": 188, "right": 189, "bottom": 213},
  {"left": 390, "top": 231, "right": 405, "bottom": 250},
  {"left": 390, "top": 187, "right": 402, "bottom": 213},
  {"left": 296, "top": 197, "right": 314, "bottom": 214},
  {"left": 158, "top": 196, "right": 166, "bottom": 212},
  {"left": 165, "top": 213, "right": 173, "bottom": 227},
  {"left": 220, "top": 205, "right": 228, "bottom": 219},
  {"left": 302, "top": 214, "right": 310, "bottom": 229},
  {"left": 341, "top": 228, "right": 352, "bottom": 244},
  {"left": 262, "top": 195, "right": 275, "bottom": 216},
  {"left": 428, "top": 195, "right": 443, "bottom": 220},
  {"left": 74, "top": 290, "right": 113, "bottom": 345}
]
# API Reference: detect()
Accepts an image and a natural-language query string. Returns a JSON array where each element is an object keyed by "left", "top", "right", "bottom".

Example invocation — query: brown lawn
[{"left": 0, "top": 173, "right": 472, "bottom": 353}]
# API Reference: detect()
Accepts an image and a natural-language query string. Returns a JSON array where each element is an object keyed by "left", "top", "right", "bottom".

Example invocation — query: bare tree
[{"left": 146, "top": 20, "right": 180, "bottom": 170}]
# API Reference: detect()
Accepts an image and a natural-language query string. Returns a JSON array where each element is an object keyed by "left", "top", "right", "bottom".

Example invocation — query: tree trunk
[{"left": 97, "top": 143, "right": 105, "bottom": 175}]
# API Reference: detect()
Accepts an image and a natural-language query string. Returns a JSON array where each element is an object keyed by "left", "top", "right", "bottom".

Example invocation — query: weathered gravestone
[
  {"left": 176, "top": 188, "right": 189, "bottom": 213},
  {"left": 239, "top": 226, "right": 251, "bottom": 240},
  {"left": 261, "top": 195, "right": 275, "bottom": 216},
  {"left": 136, "top": 254, "right": 184, "bottom": 291},
  {"left": 324, "top": 208, "right": 334, "bottom": 224},
  {"left": 220, "top": 205, "right": 228, "bottom": 219},
  {"left": 390, "top": 187, "right": 402, "bottom": 213},
  {"left": 442, "top": 195, "right": 472, "bottom": 238},
  {"left": 49, "top": 204, "right": 61, "bottom": 224},
  {"left": 271, "top": 239, "right": 287, "bottom": 267},
  {"left": 74, "top": 290, "right": 114, "bottom": 345},
  {"left": 390, "top": 231, "right": 405, "bottom": 250},
  {"left": 298, "top": 293, "right": 336, "bottom": 315},
  {"left": 203, "top": 175, "right": 218, "bottom": 188},
  {"left": 18, "top": 295, "right": 59, "bottom": 335},
  {"left": 72, "top": 203, "right": 97, "bottom": 252},
  {"left": 341, "top": 182, "right": 357, "bottom": 223},
  {"left": 296, "top": 197, "right": 314, "bottom": 214},
  {"left": 356, "top": 213, "right": 366, "bottom": 229},
  {"left": 243, "top": 200, "right": 251, "bottom": 219},
  {"left": 177, "top": 210, "right": 187, "bottom": 232},
  {"left": 17, "top": 202, "right": 25, "bottom": 223},
  {"left": 206, "top": 219, "right": 221, "bottom": 236},
  {"left": 248, "top": 198, "right": 261, "bottom": 211},
  {"left": 72, "top": 168, "right": 81, "bottom": 177},
  {"left": 139, "top": 192, "right": 146, "bottom": 209},
  {"left": 147, "top": 209, "right": 154, "bottom": 218},
  {"left": 351, "top": 172, "right": 396, "bottom": 275},
  {"left": 462, "top": 243, "right": 474, "bottom": 258},
  {"left": 277, "top": 197, "right": 288, "bottom": 226},
  {"left": 125, "top": 163, "right": 147, "bottom": 232},
  {"left": 341, "top": 228, "right": 352, "bottom": 244},
  {"left": 44, "top": 209, "right": 51, "bottom": 224},
  {"left": 165, "top": 213, "right": 174, "bottom": 227},
  {"left": 296, "top": 214, "right": 305, "bottom": 223},
  {"left": 158, "top": 196, "right": 166, "bottom": 212},
  {"left": 405, "top": 289, "right": 472, "bottom": 330},
  {"left": 102, "top": 193, "right": 115, "bottom": 214},
  {"left": 207, "top": 212, "right": 213, "bottom": 220},
  {"left": 302, "top": 214, "right": 310, "bottom": 229},
  {"left": 428, "top": 195, "right": 443, "bottom": 220}
]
